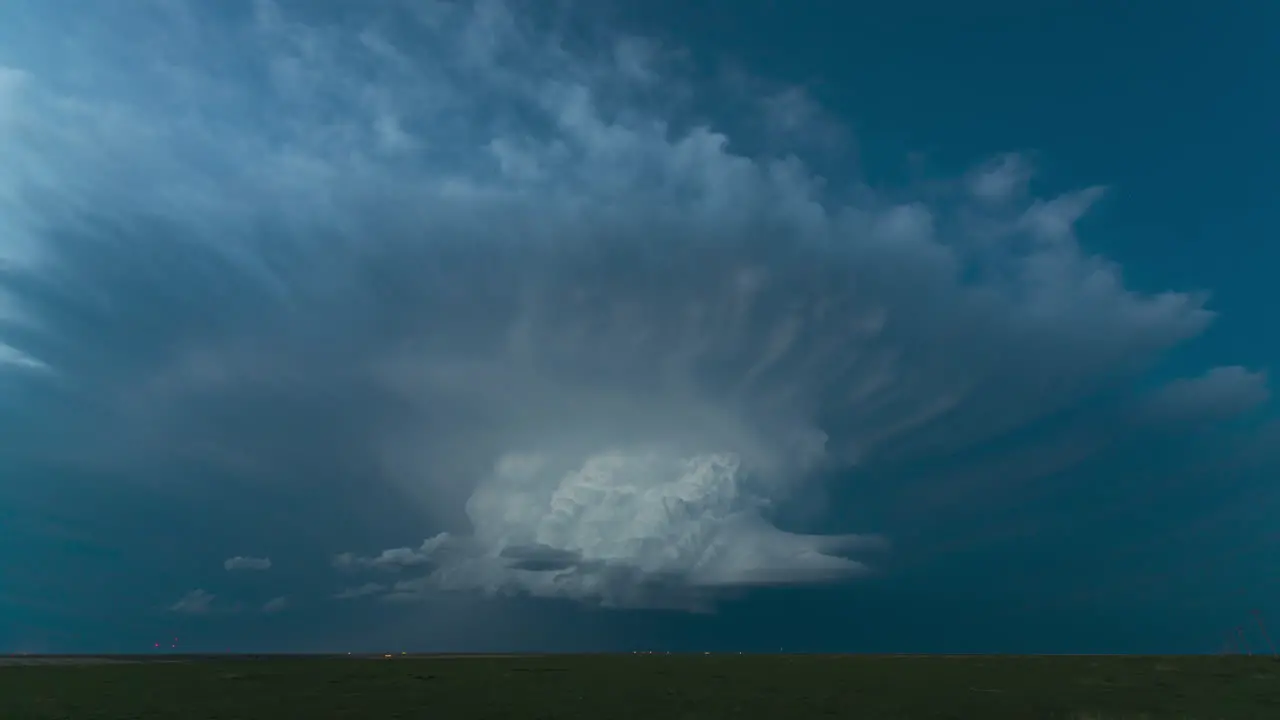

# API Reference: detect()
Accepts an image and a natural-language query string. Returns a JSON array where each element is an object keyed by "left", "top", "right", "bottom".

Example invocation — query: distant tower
[
  {"left": 1236, "top": 627, "right": 1252, "bottom": 656},
  {"left": 1250, "top": 610, "right": 1278, "bottom": 658}
]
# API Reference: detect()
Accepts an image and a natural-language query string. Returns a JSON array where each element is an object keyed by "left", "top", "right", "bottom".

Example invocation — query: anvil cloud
[{"left": 0, "top": 0, "right": 1259, "bottom": 613}]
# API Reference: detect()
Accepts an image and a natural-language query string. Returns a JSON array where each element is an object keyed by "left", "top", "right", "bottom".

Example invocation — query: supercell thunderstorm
[{"left": 0, "top": 0, "right": 1216, "bottom": 610}]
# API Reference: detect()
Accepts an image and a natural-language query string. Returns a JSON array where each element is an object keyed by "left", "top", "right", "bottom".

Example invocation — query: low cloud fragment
[
  {"left": 1144, "top": 366, "right": 1270, "bottom": 423},
  {"left": 334, "top": 583, "right": 388, "bottom": 600},
  {"left": 168, "top": 589, "right": 215, "bottom": 615},
  {"left": 224, "top": 556, "right": 273, "bottom": 571}
]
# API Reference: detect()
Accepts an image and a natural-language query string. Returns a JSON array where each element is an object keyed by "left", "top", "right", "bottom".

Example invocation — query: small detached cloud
[
  {"left": 333, "top": 583, "right": 388, "bottom": 600},
  {"left": 261, "top": 596, "right": 288, "bottom": 613},
  {"left": 332, "top": 547, "right": 429, "bottom": 572},
  {"left": 168, "top": 589, "right": 215, "bottom": 615},
  {"left": 967, "top": 152, "right": 1034, "bottom": 203},
  {"left": 1144, "top": 366, "right": 1270, "bottom": 423},
  {"left": 224, "top": 556, "right": 272, "bottom": 571}
]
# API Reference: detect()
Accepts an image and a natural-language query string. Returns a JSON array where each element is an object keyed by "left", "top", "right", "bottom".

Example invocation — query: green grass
[{"left": 1, "top": 654, "right": 1278, "bottom": 719}]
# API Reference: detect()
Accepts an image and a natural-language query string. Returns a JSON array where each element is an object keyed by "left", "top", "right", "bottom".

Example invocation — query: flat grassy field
[{"left": 1, "top": 654, "right": 1277, "bottom": 719}]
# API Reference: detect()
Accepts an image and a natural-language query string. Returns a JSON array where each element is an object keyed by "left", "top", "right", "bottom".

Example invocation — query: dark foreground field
[{"left": 2, "top": 654, "right": 1278, "bottom": 719}]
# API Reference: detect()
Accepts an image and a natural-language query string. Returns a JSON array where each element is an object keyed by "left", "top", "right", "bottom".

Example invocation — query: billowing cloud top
[{"left": 0, "top": 0, "right": 1261, "bottom": 613}]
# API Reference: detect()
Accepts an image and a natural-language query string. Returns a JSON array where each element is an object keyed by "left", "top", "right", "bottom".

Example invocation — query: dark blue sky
[{"left": 1, "top": 0, "right": 1277, "bottom": 654}]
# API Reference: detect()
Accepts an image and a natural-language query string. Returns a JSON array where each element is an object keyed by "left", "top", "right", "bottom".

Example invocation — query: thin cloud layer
[
  {"left": 334, "top": 583, "right": 389, "bottom": 601},
  {"left": 168, "top": 589, "right": 216, "bottom": 616},
  {"left": 0, "top": 0, "right": 1261, "bottom": 612},
  {"left": 333, "top": 549, "right": 430, "bottom": 572},
  {"left": 1143, "top": 366, "right": 1270, "bottom": 423}
]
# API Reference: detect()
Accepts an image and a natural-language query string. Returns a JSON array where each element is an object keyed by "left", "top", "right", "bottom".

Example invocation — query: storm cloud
[{"left": 0, "top": 0, "right": 1264, "bottom": 614}]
